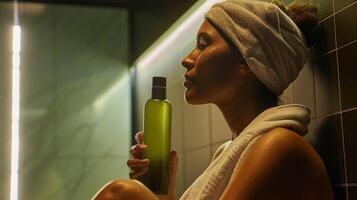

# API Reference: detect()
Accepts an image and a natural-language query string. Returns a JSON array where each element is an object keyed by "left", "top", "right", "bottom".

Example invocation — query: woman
[{"left": 93, "top": 0, "right": 334, "bottom": 199}]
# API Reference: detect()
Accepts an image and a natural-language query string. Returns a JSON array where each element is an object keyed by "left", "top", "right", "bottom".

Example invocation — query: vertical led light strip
[{"left": 11, "top": 0, "right": 21, "bottom": 199}]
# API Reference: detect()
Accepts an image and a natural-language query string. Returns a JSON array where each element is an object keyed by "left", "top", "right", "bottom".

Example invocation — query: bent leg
[{"left": 92, "top": 179, "right": 158, "bottom": 200}]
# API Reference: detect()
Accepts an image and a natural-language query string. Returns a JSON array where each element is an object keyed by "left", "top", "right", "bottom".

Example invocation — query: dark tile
[
  {"left": 335, "top": 2, "right": 357, "bottom": 48},
  {"left": 317, "top": 114, "right": 346, "bottom": 184},
  {"left": 342, "top": 109, "right": 357, "bottom": 183},
  {"left": 314, "top": 51, "right": 340, "bottom": 117},
  {"left": 333, "top": 185, "right": 347, "bottom": 200},
  {"left": 334, "top": 0, "right": 357, "bottom": 12},
  {"left": 312, "top": 17, "right": 336, "bottom": 58},
  {"left": 348, "top": 185, "right": 357, "bottom": 200},
  {"left": 338, "top": 42, "right": 357, "bottom": 110},
  {"left": 311, "top": 0, "right": 333, "bottom": 20}
]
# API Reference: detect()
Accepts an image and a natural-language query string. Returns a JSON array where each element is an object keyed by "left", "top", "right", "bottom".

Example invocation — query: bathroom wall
[
  {"left": 0, "top": 3, "right": 13, "bottom": 200},
  {"left": 1, "top": 2, "right": 131, "bottom": 200},
  {"left": 129, "top": 0, "right": 196, "bottom": 62},
  {"left": 134, "top": 0, "right": 357, "bottom": 199},
  {"left": 281, "top": 0, "right": 357, "bottom": 198},
  {"left": 308, "top": 0, "right": 357, "bottom": 198}
]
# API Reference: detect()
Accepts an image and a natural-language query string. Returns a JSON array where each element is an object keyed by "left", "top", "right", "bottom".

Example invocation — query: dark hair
[{"left": 271, "top": 0, "right": 319, "bottom": 48}]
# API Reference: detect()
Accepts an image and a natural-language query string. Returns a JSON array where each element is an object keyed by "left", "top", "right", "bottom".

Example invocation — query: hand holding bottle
[
  {"left": 127, "top": 131, "right": 150, "bottom": 179},
  {"left": 127, "top": 131, "right": 178, "bottom": 200}
]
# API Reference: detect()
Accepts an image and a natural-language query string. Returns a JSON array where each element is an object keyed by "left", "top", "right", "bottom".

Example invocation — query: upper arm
[{"left": 219, "top": 128, "right": 310, "bottom": 200}]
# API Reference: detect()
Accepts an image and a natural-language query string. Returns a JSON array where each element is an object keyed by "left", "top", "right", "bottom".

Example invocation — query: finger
[
  {"left": 128, "top": 163, "right": 150, "bottom": 171},
  {"left": 168, "top": 151, "right": 178, "bottom": 193},
  {"left": 130, "top": 144, "right": 147, "bottom": 158},
  {"left": 127, "top": 158, "right": 150, "bottom": 166},
  {"left": 129, "top": 167, "right": 149, "bottom": 179},
  {"left": 135, "top": 131, "right": 144, "bottom": 144},
  {"left": 130, "top": 149, "right": 143, "bottom": 159},
  {"left": 127, "top": 160, "right": 150, "bottom": 170}
]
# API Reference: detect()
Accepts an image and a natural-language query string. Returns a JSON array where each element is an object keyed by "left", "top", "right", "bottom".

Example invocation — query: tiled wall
[
  {"left": 1, "top": 2, "right": 131, "bottom": 200},
  {"left": 310, "top": 0, "right": 357, "bottom": 198},
  {"left": 134, "top": 0, "right": 357, "bottom": 199}
]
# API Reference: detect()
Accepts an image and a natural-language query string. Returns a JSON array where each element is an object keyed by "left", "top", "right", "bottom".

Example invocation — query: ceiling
[
  {"left": 0, "top": 0, "right": 130, "bottom": 8},
  {"left": 0, "top": 0, "right": 196, "bottom": 15}
]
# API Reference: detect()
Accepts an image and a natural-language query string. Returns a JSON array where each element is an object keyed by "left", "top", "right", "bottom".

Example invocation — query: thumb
[{"left": 168, "top": 150, "right": 178, "bottom": 194}]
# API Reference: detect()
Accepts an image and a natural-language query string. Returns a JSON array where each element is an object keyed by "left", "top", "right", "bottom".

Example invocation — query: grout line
[
  {"left": 315, "top": 106, "right": 357, "bottom": 120},
  {"left": 292, "top": 82, "right": 295, "bottom": 103},
  {"left": 311, "top": 56, "right": 318, "bottom": 120},
  {"left": 317, "top": 40, "right": 357, "bottom": 61},
  {"left": 341, "top": 107, "right": 357, "bottom": 114},
  {"left": 314, "top": 29, "right": 356, "bottom": 62},
  {"left": 334, "top": 1, "right": 357, "bottom": 15},
  {"left": 312, "top": 58, "right": 319, "bottom": 122},
  {"left": 337, "top": 40, "right": 357, "bottom": 51},
  {"left": 315, "top": 49, "right": 336, "bottom": 61},
  {"left": 334, "top": 183, "right": 357, "bottom": 187},
  {"left": 208, "top": 104, "right": 213, "bottom": 160},
  {"left": 183, "top": 144, "right": 212, "bottom": 154},
  {"left": 332, "top": 0, "right": 349, "bottom": 198},
  {"left": 318, "top": 1, "right": 357, "bottom": 24},
  {"left": 318, "top": 13, "right": 334, "bottom": 24},
  {"left": 316, "top": 110, "right": 340, "bottom": 119},
  {"left": 334, "top": 184, "right": 348, "bottom": 187}
]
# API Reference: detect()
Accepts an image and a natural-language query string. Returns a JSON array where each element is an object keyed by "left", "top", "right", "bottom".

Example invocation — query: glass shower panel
[
  {"left": 4, "top": 2, "right": 132, "bottom": 200},
  {"left": 0, "top": 3, "right": 14, "bottom": 200}
]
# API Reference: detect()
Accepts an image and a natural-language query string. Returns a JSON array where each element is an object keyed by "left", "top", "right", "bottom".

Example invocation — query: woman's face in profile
[{"left": 181, "top": 19, "right": 247, "bottom": 105}]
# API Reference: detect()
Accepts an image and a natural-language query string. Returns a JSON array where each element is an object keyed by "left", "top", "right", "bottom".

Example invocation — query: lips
[
  {"left": 184, "top": 80, "right": 194, "bottom": 88},
  {"left": 184, "top": 74, "right": 195, "bottom": 81},
  {"left": 184, "top": 74, "right": 195, "bottom": 88}
]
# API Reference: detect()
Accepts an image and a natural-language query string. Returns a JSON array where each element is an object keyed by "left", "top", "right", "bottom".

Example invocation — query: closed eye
[
  {"left": 196, "top": 33, "right": 210, "bottom": 50},
  {"left": 197, "top": 36, "right": 209, "bottom": 50}
]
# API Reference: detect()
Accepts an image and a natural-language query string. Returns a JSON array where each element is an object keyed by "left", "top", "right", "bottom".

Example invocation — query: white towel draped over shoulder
[{"left": 179, "top": 103, "right": 311, "bottom": 200}]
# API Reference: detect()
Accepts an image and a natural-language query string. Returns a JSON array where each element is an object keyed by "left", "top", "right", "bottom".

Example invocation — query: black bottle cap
[
  {"left": 151, "top": 76, "right": 166, "bottom": 100},
  {"left": 153, "top": 76, "right": 166, "bottom": 87}
]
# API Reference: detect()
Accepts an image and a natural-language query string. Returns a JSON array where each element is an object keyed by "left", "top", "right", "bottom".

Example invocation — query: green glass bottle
[{"left": 140, "top": 76, "right": 172, "bottom": 194}]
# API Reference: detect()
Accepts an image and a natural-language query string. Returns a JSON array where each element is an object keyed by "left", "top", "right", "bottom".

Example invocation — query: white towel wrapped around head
[{"left": 205, "top": 0, "right": 310, "bottom": 96}]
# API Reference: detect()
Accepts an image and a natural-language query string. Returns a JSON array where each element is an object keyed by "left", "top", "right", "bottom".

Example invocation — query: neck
[{"left": 215, "top": 90, "right": 275, "bottom": 139}]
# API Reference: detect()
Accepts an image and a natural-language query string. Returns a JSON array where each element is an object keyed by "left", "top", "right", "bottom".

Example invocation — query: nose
[{"left": 181, "top": 50, "right": 196, "bottom": 70}]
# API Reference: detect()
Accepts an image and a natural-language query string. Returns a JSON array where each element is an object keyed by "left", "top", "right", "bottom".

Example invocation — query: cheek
[{"left": 196, "top": 47, "right": 239, "bottom": 90}]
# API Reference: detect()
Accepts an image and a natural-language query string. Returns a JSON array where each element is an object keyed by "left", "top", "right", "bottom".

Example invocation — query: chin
[{"left": 184, "top": 88, "right": 207, "bottom": 105}]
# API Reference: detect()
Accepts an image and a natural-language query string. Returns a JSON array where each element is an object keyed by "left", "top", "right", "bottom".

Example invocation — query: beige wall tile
[
  {"left": 293, "top": 61, "right": 317, "bottom": 119},
  {"left": 183, "top": 146, "right": 211, "bottom": 189},
  {"left": 210, "top": 104, "right": 232, "bottom": 143},
  {"left": 182, "top": 103, "right": 210, "bottom": 150}
]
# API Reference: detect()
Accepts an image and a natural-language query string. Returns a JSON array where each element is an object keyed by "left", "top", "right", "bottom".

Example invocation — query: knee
[
  {"left": 94, "top": 179, "right": 141, "bottom": 199},
  {"left": 109, "top": 180, "right": 139, "bottom": 195}
]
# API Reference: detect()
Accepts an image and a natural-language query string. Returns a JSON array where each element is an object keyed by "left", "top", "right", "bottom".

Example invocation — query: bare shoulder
[
  {"left": 252, "top": 127, "right": 332, "bottom": 185},
  {"left": 237, "top": 127, "right": 319, "bottom": 178},
  {"left": 257, "top": 127, "right": 315, "bottom": 157},
  {"left": 220, "top": 127, "right": 334, "bottom": 200}
]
